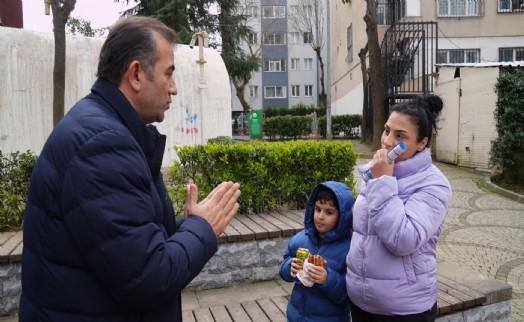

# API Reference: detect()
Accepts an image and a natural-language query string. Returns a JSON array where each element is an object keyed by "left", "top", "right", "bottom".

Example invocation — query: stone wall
[
  {"left": 436, "top": 300, "right": 512, "bottom": 322},
  {"left": 188, "top": 237, "right": 291, "bottom": 290},
  {"left": 0, "top": 263, "right": 21, "bottom": 316},
  {"left": 0, "top": 236, "right": 291, "bottom": 316}
]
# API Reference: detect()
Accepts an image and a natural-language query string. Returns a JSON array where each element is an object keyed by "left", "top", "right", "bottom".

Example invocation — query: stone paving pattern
[{"left": 432, "top": 162, "right": 524, "bottom": 322}]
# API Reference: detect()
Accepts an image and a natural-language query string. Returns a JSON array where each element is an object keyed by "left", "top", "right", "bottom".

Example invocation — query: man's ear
[
  {"left": 123, "top": 60, "right": 142, "bottom": 92},
  {"left": 417, "top": 137, "right": 429, "bottom": 151}
]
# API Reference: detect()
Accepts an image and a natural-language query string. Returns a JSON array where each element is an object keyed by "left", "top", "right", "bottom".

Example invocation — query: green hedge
[
  {"left": 318, "top": 114, "right": 362, "bottom": 137},
  {"left": 264, "top": 115, "right": 312, "bottom": 139},
  {"left": 168, "top": 140, "right": 358, "bottom": 216},
  {"left": 263, "top": 103, "right": 325, "bottom": 117},
  {"left": 490, "top": 67, "right": 524, "bottom": 184},
  {"left": 263, "top": 114, "right": 362, "bottom": 139},
  {"left": 0, "top": 150, "right": 37, "bottom": 231}
]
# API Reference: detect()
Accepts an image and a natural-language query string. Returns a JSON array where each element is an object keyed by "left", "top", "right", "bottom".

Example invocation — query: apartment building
[
  {"left": 330, "top": 0, "right": 524, "bottom": 116},
  {"left": 231, "top": 0, "right": 329, "bottom": 114}
]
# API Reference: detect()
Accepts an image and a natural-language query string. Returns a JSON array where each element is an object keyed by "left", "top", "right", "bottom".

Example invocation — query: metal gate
[{"left": 381, "top": 21, "right": 439, "bottom": 109}]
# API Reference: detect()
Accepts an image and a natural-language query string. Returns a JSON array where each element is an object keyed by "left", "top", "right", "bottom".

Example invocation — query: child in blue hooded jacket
[{"left": 279, "top": 181, "right": 354, "bottom": 322}]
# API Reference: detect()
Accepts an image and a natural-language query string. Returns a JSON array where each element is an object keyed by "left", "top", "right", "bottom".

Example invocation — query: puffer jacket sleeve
[
  {"left": 279, "top": 235, "right": 299, "bottom": 283},
  {"left": 61, "top": 129, "right": 217, "bottom": 311},
  {"left": 366, "top": 174, "right": 451, "bottom": 256}
]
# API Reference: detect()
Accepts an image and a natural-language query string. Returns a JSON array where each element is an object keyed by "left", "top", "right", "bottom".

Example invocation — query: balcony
[
  {"left": 498, "top": 0, "right": 524, "bottom": 12},
  {"left": 436, "top": 0, "right": 484, "bottom": 17}
]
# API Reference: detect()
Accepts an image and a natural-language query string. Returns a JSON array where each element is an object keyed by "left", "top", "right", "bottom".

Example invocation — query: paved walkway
[
  {"left": 434, "top": 162, "right": 524, "bottom": 322},
  {"left": 180, "top": 152, "right": 524, "bottom": 322}
]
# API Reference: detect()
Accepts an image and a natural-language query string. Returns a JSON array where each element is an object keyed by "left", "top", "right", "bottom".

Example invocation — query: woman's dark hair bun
[{"left": 419, "top": 95, "right": 443, "bottom": 118}]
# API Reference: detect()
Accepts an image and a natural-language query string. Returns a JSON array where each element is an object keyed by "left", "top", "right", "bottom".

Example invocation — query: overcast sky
[{"left": 23, "top": 0, "right": 136, "bottom": 34}]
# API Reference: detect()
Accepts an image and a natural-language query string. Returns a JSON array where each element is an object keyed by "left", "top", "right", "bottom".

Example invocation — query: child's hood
[{"left": 303, "top": 181, "right": 354, "bottom": 242}]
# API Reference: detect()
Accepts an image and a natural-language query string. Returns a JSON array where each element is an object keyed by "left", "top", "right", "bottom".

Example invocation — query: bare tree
[
  {"left": 288, "top": 0, "right": 331, "bottom": 139},
  {"left": 228, "top": 0, "right": 263, "bottom": 115},
  {"left": 342, "top": 0, "right": 386, "bottom": 149},
  {"left": 45, "top": 0, "right": 76, "bottom": 127}
]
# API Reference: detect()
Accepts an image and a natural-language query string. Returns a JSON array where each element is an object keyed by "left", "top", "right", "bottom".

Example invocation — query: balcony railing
[
  {"left": 436, "top": 0, "right": 484, "bottom": 17},
  {"left": 498, "top": 0, "right": 524, "bottom": 12}
]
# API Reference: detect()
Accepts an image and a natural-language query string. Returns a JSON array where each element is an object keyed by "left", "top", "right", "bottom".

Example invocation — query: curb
[{"left": 481, "top": 175, "right": 524, "bottom": 204}]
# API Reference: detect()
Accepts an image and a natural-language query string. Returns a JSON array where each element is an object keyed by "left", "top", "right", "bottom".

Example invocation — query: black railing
[{"left": 381, "top": 21, "right": 438, "bottom": 109}]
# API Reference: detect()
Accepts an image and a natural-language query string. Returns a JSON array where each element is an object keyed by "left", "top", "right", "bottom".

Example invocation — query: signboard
[{"left": 248, "top": 110, "right": 263, "bottom": 139}]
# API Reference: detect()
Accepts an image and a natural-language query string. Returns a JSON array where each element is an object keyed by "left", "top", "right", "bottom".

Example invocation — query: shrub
[
  {"left": 264, "top": 115, "right": 312, "bottom": 139},
  {"left": 263, "top": 104, "right": 324, "bottom": 117},
  {"left": 0, "top": 150, "right": 37, "bottom": 231},
  {"left": 168, "top": 140, "right": 358, "bottom": 216},
  {"left": 490, "top": 67, "right": 524, "bottom": 184},
  {"left": 318, "top": 114, "right": 362, "bottom": 138}
]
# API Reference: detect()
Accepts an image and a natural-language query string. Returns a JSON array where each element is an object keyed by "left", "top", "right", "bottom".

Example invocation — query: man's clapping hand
[{"left": 184, "top": 182, "right": 241, "bottom": 237}]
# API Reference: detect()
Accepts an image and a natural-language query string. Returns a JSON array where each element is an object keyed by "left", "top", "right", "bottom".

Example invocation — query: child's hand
[
  {"left": 290, "top": 258, "right": 302, "bottom": 278},
  {"left": 307, "top": 265, "right": 327, "bottom": 285}
]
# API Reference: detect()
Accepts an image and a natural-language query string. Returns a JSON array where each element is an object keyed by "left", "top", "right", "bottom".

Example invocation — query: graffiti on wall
[{"left": 175, "top": 102, "right": 199, "bottom": 135}]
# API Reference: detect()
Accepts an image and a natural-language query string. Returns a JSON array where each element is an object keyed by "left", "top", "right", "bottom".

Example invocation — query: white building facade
[
  {"left": 330, "top": 0, "right": 524, "bottom": 116},
  {"left": 231, "top": 0, "right": 330, "bottom": 113}
]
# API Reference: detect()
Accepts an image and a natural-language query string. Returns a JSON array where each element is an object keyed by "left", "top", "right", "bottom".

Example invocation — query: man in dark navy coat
[{"left": 20, "top": 16, "right": 241, "bottom": 322}]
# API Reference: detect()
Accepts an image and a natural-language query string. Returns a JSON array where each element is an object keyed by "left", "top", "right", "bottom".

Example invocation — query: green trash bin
[{"left": 248, "top": 110, "right": 263, "bottom": 139}]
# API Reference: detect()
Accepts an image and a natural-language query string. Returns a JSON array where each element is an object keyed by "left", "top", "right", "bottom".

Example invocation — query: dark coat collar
[{"left": 91, "top": 78, "right": 166, "bottom": 180}]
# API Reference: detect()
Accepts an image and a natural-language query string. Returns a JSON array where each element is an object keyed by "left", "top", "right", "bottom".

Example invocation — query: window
[
  {"left": 303, "top": 5, "right": 313, "bottom": 18},
  {"left": 289, "top": 32, "right": 300, "bottom": 44},
  {"left": 377, "top": 1, "right": 387, "bottom": 25},
  {"left": 289, "top": 4, "right": 312, "bottom": 17},
  {"left": 263, "top": 5, "right": 285, "bottom": 18},
  {"left": 249, "top": 85, "right": 258, "bottom": 98},
  {"left": 304, "top": 58, "right": 313, "bottom": 70},
  {"left": 248, "top": 32, "right": 257, "bottom": 45},
  {"left": 235, "top": 6, "right": 244, "bottom": 14},
  {"left": 437, "top": 49, "right": 481, "bottom": 64},
  {"left": 499, "top": 47, "right": 524, "bottom": 62},
  {"left": 303, "top": 32, "right": 313, "bottom": 44},
  {"left": 376, "top": 0, "right": 406, "bottom": 25},
  {"left": 291, "top": 58, "right": 300, "bottom": 70},
  {"left": 246, "top": 5, "right": 258, "bottom": 17},
  {"left": 263, "top": 32, "right": 286, "bottom": 45},
  {"left": 304, "top": 85, "right": 313, "bottom": 97},
  {"left": 437, "top": 0, "right": 480, "bottom": 17},
  {"left": 291, "top": 85, "right": 300, "bottom": 97},
  {"left": 264, "top": 59, "right": 286, "bottom": 72},
  {"left": 265, "top": 86, "right": 286, "bottom": 98},
  {"left": 498, "top": 0, "right": 524, "bottom": 12},
  {"left": 347, "top": 24, "right": 353, "bottom": 63}
]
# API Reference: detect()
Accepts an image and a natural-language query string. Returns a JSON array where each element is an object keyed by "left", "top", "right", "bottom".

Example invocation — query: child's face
[{"left": 313, "top": 199, "right": 339, "bottom": 238}]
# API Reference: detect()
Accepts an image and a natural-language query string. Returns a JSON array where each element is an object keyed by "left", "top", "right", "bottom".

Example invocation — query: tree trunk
[
  {"left": 51, "top": 0, "right": 76, "bottom": 127},
  {"left": 315, "top": 47, "right": 331, "bottom": 140},
  {"left": 365, "top": 0, "right": 386, "bottom": 150},
  {"left": 359, "top": 45, "right": 372, "bottom": 143},
  {"left": 232, "top": 78, "right": 251, "bottom": 133}
]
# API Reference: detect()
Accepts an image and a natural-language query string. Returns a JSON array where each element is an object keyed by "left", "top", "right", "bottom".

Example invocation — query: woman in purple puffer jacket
[{"left": 346, "top": 95, "right": 452, "bottom": 321}]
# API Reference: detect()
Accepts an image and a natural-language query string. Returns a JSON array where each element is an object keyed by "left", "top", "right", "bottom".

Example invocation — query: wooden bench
[
  {"left": 0, "top": 209, "right": 511, "bottom": 321},
  {"left": 180, "top": 278, "right": 490, "bottom": 322}
]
